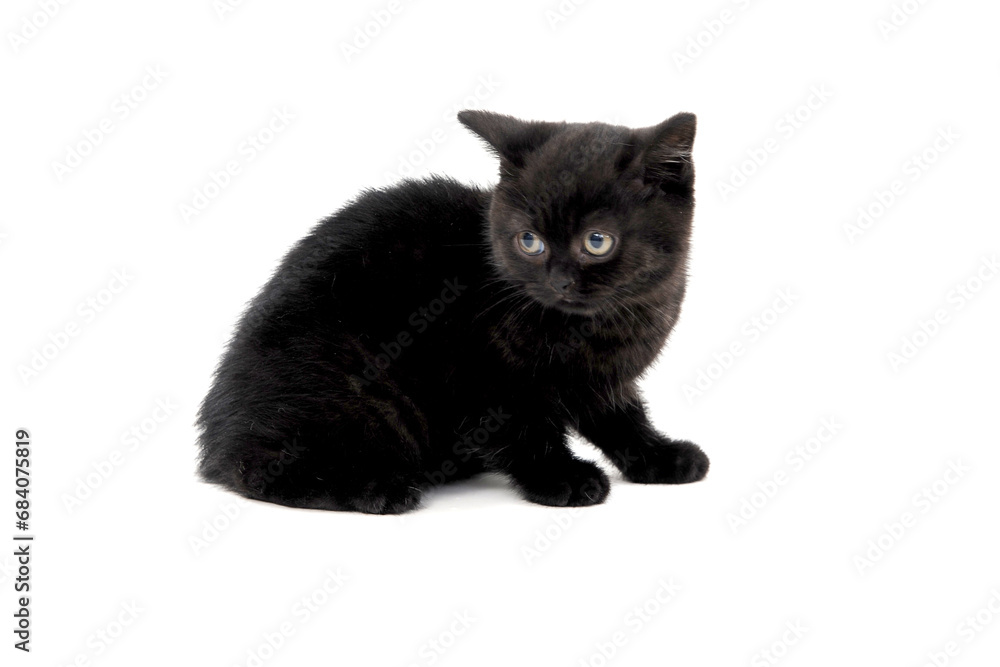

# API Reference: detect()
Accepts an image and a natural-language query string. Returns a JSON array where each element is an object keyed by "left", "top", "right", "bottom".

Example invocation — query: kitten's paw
[
  {"left": 348, "top": 475, "right": 423, "bottom": 515},
  {"left": 622, "top": 439, "right": 709, "bottom": 485},
  {"left": 516, "top": 459, "right": 610, "bottom": 507}
]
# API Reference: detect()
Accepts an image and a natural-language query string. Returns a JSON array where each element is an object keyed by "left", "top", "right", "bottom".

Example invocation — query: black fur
[{"left": 196, "top": 110, "right": 709, "bottom": 513}]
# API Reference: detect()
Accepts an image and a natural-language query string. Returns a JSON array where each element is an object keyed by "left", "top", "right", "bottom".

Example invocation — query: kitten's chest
[{"left": 488, "top": 304, "right": 671, "bottom": 386}]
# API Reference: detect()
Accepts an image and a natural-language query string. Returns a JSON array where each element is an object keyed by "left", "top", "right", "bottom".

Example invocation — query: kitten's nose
[{"left": 549, "top": 275, "right": 575, "bottom": 296}]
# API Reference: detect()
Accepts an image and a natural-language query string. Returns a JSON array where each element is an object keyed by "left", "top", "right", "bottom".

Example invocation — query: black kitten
[{"left": 197, "top": 110, "right": 708, "bottom": 514}]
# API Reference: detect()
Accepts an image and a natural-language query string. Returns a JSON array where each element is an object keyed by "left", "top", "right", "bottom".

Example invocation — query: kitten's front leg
[
  {"left": 482, "top": 416, "right": 609, "bottom": 507},
  {"left": 575, "top": 392, "right": 709, "bottom": 484}
]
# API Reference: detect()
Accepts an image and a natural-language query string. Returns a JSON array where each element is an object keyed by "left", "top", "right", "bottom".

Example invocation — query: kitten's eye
[
  {"left": 516, "top": 231, "right": 546, "bottom": 256},
  {"left": 583, "top": 231, "right": 615, "bottom": 257}
]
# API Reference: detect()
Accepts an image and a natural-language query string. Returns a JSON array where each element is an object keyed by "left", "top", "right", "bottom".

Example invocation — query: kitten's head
[{"left": 459, "top": 110, "right": 696, "bottom": 316}]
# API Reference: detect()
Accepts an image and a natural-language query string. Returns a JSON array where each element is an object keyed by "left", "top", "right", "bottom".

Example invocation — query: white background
[{"left": 3, "top": 0, "right": 999, "bottom": 665}]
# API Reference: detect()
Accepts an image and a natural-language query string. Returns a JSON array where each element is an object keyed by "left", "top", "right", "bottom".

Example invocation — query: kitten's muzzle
[{"left": 549, "top": 275, "right": 575, "bottom": 296}]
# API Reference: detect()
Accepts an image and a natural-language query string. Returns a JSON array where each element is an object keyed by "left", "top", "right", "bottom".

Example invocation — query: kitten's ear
[
  {"left": 458, "top": 110, "right": 563, "bottom": 169},
  {"left": 636, "top": 112, "right": 696, "bottom": 188}
]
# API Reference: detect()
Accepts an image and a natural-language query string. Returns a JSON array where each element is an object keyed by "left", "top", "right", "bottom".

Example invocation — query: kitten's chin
[
  {"left": 534, "top": 293, "right": 604, "bottom": 316},
  {"left": 549, "top": 299, "right": 601, "bottom": 316}
]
